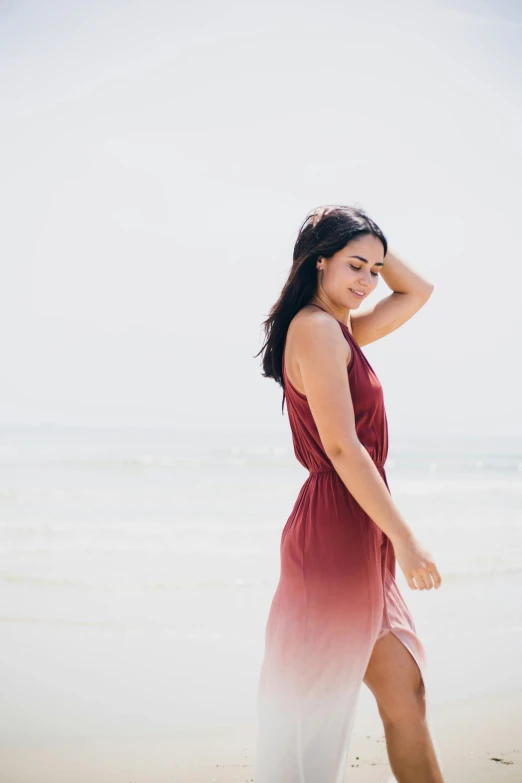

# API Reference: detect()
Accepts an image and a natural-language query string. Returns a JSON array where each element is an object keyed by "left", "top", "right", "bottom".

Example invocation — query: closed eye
[{"left": 350, "top": 264, "right": 379, "bottom": 277}]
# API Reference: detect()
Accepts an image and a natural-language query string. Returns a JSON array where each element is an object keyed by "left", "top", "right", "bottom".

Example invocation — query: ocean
[{"left": 1, "top": 425, "right": 521, "bottom": 741}]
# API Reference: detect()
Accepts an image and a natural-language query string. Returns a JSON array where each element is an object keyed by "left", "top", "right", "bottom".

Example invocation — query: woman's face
[{"left": 318, "top": 234, "right": 385, "bottom": 309}]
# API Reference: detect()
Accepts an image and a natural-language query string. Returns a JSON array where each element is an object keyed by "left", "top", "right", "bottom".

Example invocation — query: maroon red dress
[{"left": 255, "top": 304, "right": 427, "bottom": 783}]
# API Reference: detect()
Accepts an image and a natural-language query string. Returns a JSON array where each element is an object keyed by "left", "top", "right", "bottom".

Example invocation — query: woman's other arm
[{"left": 350, "top": 247, "right": 434, "bottom": 347}]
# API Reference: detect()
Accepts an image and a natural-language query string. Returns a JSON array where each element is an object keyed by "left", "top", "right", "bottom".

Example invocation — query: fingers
[
  {"left": 410, "top": 566, "right": 443, "bottom": 590},
  {"left": 311, "top": 210, "right": 322, "bottom": 227},
  {"left": 406, "top": 575, "right": 418, "bottom": 590},
  {"left": 431, "top": 566, "right": 443, "bottom": 588},
  {"left": 415, "top": 573, "right": 433, "bottom": 590},
  {"left": 311, "top": 205, "right": 333, "bottom": 226}
]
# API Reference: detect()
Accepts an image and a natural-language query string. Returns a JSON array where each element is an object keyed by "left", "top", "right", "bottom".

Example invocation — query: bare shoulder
[
  {"left": 285, "top": 306, "right": 351, "bottom": 396},
  {"left": 286, "top": 307, "right": 359, "bottom": 455}
]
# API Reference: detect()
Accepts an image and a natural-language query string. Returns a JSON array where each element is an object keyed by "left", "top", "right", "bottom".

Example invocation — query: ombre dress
[{"left": 255, "top": 304, "right": 427, "bottom": 783}]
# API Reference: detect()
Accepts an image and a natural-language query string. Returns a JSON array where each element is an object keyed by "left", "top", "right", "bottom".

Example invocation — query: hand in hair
[{"left": 311, "top": 205, "right": 335, "bottom": 227}]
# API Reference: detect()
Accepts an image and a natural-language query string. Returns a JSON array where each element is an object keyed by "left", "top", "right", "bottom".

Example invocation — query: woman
[{"left": 254, "top": 205, "right": 445, "bottom": 782}]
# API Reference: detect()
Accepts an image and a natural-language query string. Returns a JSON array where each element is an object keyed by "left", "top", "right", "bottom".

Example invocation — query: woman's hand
[
  {"left": 311, "top": 205, "right": 335, "bottom": 227},
  {"left": 392, "top": 534, "right": 442, "bottom": 590}
]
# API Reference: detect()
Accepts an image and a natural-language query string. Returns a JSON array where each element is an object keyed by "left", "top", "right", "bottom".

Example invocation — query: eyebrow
[{"left": 349, "top": 255, "right": 385, "bottom": 267}]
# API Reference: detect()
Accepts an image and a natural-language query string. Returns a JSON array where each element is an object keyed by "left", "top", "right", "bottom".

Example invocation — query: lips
[{"left": 350, "top": 289, "right": 364, "bottom": 298}]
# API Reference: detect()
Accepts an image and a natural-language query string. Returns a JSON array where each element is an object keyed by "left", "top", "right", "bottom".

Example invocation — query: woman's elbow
[{"left": 324, "top": 437, "right": 362, "bottom": 462}]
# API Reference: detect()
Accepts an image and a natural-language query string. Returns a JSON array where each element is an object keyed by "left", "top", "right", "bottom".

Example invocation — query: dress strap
[
  {"left": 307, "top": 302, "right": 358, "bottom": 364},
  {"left": 308, "top": 303, "right": 351, "bottom": 333}
]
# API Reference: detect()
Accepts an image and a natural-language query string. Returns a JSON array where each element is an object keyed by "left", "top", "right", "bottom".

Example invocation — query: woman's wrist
[{"left": 380, "top": 247, "right": 435, "bottom": 296}]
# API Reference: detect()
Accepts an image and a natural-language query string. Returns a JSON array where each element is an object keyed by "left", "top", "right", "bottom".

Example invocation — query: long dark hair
[{"left": 255, "top": 204, "right": 388, "bottom": 414}]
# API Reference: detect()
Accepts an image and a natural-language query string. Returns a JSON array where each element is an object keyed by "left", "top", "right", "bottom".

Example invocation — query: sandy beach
[
  {"left": 1, "top": 687, "right": 520, "bottom": 782},
  {"left": 2, "top": 427, "right": 522, "bottom": 782},
  {"left": 2, "top": 0, "right": 522, "bottom": 776}
]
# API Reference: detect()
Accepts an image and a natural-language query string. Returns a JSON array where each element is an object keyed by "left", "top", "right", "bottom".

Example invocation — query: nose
[{"left": 359, "top": 269, "right": 375, "bottom": 288}]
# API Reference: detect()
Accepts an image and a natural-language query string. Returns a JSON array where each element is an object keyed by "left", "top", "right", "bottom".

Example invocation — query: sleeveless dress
[{"left": 255, "top": 304, "right": 428, "bottom": 783}]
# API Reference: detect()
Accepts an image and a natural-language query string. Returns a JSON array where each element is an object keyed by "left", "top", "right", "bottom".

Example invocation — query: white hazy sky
[{"left": 1, "top": 0, "right": 521, "bottom": 436}]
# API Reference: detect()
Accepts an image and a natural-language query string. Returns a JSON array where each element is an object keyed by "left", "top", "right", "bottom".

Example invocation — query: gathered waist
[{"left": 309, "top": 462, "right": 385, "bottom": 474}]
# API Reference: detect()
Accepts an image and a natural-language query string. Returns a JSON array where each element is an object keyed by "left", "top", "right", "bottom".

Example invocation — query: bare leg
[{"left": 363, "top": 631, "right": 445, "bottom": 783}]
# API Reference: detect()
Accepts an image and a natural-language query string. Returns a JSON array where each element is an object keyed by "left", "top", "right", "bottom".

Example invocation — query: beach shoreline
[{"left": 1, "top": 687, "right": 520, "bottom": 782}]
